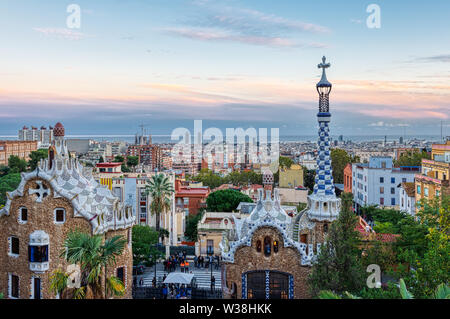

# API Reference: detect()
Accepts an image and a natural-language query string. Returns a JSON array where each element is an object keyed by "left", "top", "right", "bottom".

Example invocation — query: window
[
  {"left": 10, "top": 236, "right": 20, "bottom": 256},
  {"left": 207, "top": 239, "right": 214, "bottom": 255},
  {"left": 391, "top": 177, "right": 395, "bottom": 184},
  {"left": 28, "top": 245, "right": 49, "bottom": 263},
  {"left": 380, "top": 198, "right": 384, "bottom": 205},
  {"left": 381, "top": 162, "right": 386, "bottom": 169},
  {"left": 32, "top": 277, "right": 41, "bottom": 299},
  {"left": 402, "top": 178, "right": 407, "bottom": 183},
  {"left": 424, "top": 187, "right": 429, "bottom": 197},
  {"left": 300, "top": 234, "right": 307, "bottom": 244},
  {"left": 19, "top": 207, "right": 28, "bottom": 223},
  {"left": 54, "top": 208, "right": 65, "bottom": 223},
  {"left": 380, "top": 177, "right": 384, "bottom": 183},
  {"left": 264, "top": 237, "right": 271, "bottom": 257},
  {"left": 417, "top": 185, "right": 421, "bottom": 194},
  {"left": 9, "top": 274, "right": 19, "bottom": 299},
  {"left": 256, "top": 240, "right": 262, "bottom": 253},
  {"left": 391, "top": 198, "right": 396, "bottom": 205},
  {"left": 436, "top": 190, "right": 440, "bottom": 197},
  {"left": 391, "top": 187, "right": 395, "bottom": 195},
  {"left": 117, "top": 267, "right": 125, "bottom": 284},
  {"left": 273, "top": 240, "right": 279, "bottom": 253},
  {"left": 323, "top": 223, "right": 328, "bottom": 233},
  {"left": 380, "top": 187, "right": 384, "bottom": 194}
]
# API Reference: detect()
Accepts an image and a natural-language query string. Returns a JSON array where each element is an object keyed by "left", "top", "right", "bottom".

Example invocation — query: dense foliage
[
  {"left": 330, "top": 148, "right": 359, "bottom": 184},
  {"left": 132, "top": 224, "right": 161, "bottom": 266},
  {"left": 185, "top": 210, "right": 205, "bottom": 242},
  {"left": 394, "top": 149, "right": 430, "bottom": 167},
  {"left": 0, "top": 173, "right": 21, "bottom": 206},
  {"left": 28, "top": 149, "right": 48, "bottom": 171},
  {"left": 206, "top": 189, "right": 253, "bottom": 212},
  {"left": 189, "top": 169, "right": 263, "bottom": 189},
  {"left": 308, "top": 193, "right": 365, "bottom": 296}
]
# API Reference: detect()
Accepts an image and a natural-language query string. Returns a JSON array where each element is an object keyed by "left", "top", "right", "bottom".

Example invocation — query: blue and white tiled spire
[{"left": 307, "top": 57, "right": 341, "bottom": 221}]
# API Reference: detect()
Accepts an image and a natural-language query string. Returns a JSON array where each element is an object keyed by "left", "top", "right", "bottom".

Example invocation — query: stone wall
[
  {"left": 0, "top": 177, "right": 133, "bottom": 299},
  {"left": 0, "top": 178, "right": 91, "bottom": 299},
  {"left": 223, "top": 226, "right": 312, "bottom": 299}
]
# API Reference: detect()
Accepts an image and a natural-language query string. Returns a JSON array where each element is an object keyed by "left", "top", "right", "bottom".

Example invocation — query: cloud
[
  {"left": 350, "top": 19, "right": 363, "bottom": 24},
  {"left": 33, "top": 27, "right": 91, "bottom": 40},
  {"left": 161, "top": 1, "right": 330, "bottom": 49},
  {"left": 369, "top": 121, "right": 410, "bottom": 127},
  {"left": 413, "top": 54, "right": 450, "bottom": 63},
  {"left": 161, "top": 27, "right": 328, "bottom": 48}
]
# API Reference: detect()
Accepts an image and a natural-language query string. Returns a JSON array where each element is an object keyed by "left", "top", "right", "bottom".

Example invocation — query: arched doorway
[{"left": 243, "top": 271, "right": 293, "bottom": 299}]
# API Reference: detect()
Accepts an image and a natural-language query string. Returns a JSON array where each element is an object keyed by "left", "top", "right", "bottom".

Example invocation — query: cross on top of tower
[
  {"left": 317, "top": 56, "right": 332, "bottom": 88},
  {"left": 318, "top": 56, "right": 330, "bottom": 70}
]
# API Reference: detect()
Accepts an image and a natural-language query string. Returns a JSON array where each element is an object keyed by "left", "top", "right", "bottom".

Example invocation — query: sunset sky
[{"left": 0, "top": 0, "right": 449, "bottom": 136}]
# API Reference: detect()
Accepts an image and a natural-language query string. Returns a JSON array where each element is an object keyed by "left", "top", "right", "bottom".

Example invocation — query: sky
[{"left": 0, "top": 0, "right": 449, "bottom": 137}]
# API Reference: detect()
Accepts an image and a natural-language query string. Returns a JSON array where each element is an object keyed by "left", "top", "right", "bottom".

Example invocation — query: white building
[
  {"left": 94, "top": 170, "right": 181, "bottom": 246},
  {"left": 352, "top": 156, "right": 420, "bottom": 211},
  {"left": 398, "top": 182, "right": 416, "bottom": 216}
]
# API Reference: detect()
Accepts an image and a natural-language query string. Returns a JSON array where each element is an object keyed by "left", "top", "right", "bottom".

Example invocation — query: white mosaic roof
[
  {"left": 0, "top": 138, "right": 135, "bottom": 234},
  {"left": 220, "top": 188, "right": 320, "bottom": 266}
]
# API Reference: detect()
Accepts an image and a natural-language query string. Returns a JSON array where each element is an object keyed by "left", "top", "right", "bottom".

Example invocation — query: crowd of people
[{"left": 161, "top": 252, "right": 222, "bottom": 273}]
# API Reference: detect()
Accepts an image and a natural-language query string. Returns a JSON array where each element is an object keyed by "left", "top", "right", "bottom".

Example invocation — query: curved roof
[{"left": 0, "top": 138, "right": 134, "bottom": 234}]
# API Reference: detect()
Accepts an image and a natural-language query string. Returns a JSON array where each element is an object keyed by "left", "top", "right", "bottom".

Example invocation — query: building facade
[
  {"left": 399, "top": 182, "right": 416, "bottom": 216},
  {"left": 0, "top": 123, "right": 134, "bottom": 299},
  {"left": 415, "top": 140, "right": 450, "bottom": 204},
  {"left": 343, "top": 163, "right": 352, "bottom": 193},
  {"left": 279, "top": 164, "right": 304, "bottom": 188},
  {"left": 352, "top": 157, "right": 419, "bottom": 211},
  {"left": 0, "top": 140, "right": 38, "bottom": 166}
]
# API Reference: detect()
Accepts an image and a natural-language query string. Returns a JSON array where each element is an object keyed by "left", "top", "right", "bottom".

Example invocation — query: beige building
[
  {"left": 197, "top": 212, "right": 245, "bottom": 256},
  {"left": 278, "top": 187, "right": 308, "bottom": 205},
  {"left": 0, "top": 140, "right": 38, "bottom": 166},
  {"left": 279, "top": 164, "right": 304, "bottom": 188}
]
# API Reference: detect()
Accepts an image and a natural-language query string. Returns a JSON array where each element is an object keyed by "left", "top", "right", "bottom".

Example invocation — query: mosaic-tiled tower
[{"left": 307, "top": 56, "right": 341, "bottom": 221}]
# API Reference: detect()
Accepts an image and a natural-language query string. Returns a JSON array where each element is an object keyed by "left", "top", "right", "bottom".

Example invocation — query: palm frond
[
  {"left": 73, "top": 286, "right": 86, "bottom": 299},
  {"left": 106, "top": 276, "right": 125, "bottom": 297},
  {"left": 49, "top": 269, "right": 69, "bottom": 295}
]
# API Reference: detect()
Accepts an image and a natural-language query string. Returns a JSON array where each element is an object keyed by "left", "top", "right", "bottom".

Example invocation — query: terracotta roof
[{"left": 401, "top": 182, "right": 415, "bottom": 197}]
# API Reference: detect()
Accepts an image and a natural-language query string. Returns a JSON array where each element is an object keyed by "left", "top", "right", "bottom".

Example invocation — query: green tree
[
  {"left": 279, "top": 156, "right": 294, "bottom": 169},
  {"left": 308, "top": 192, "right": 365, "bottom": 296},
  {"left": 0, "top": 173, "right": 21, "bottom": 206},
  {"left": 98, "top": 156, "right": 104, "bottom": 163},
  {"left": 49, "top": 230, "right": 126, "bottom": 299},
  {"left": 330, "top": 148, "right": 352, "bottom": 184},
  {"left": 131, "top": 224, "right": 160, "bottom": 266},
  {"left": 0, "top": 165, "right": 9, "bottom": 177},
  {"left": 401, "top": 195, "right": 450, "bottom": 298},
  {"left": 185, "top": 210, "right": 205, "bottom": 242},
  {"left": 28, "top": 149, "right": 48, "bottom": 171},
  {"left": 145, "top": 173, "right": 174, "bottom": 231},
  {"left": 113, "top": 155, "right": 125, "bottom": 163},
  {"left": 206, "top": 189, "right": 253, "bottom": 212},
  {"left": 127, "top": 156, "right": 139, "bottom": 169},
  {"left": 8, "top": 155, "right": 27, "bottom": 173},
  {"left": 394, "top": 150, "right": 430, "bottom": 167},
  {"left": 302, "top": 167, "right": 316, "bottom": 193}
]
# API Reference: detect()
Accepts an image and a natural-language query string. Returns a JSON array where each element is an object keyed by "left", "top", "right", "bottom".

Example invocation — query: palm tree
[
  {"left": 50, "top": 230, "right": 127, "bottom": 299},
  {"left": 145, "top": 173, "right": 174, "bottom": 232}
]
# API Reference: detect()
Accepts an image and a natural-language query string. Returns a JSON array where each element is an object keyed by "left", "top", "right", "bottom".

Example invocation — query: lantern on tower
[{"left": 316, "top": 56, "right": 332, "bottom": 113}]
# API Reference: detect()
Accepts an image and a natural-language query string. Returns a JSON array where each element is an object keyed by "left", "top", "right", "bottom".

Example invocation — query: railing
[{"left": 132, "top": 286, "right": 222, "bottom": 299}]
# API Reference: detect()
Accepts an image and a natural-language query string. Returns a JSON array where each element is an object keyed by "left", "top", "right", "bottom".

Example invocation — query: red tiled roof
[{"left": 96, "top": 162, "right": 122, "bottom": 168}]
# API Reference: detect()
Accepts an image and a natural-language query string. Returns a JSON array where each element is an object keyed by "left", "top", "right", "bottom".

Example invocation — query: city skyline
[{"left": 0, "top": 0, "right": 449, "bottom": 136}]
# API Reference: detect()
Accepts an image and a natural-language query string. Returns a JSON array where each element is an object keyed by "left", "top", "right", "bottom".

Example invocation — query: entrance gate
[{"left": 242, "top": 270, "right": 293, "bottom": 299}]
